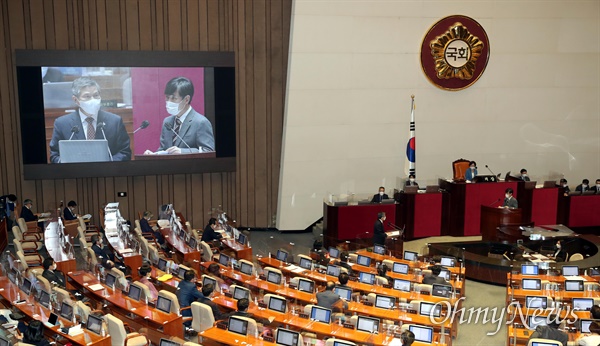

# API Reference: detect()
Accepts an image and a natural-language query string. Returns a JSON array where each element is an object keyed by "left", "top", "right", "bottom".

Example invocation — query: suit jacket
[
  {"left": 373, "top": 220, "right": 386, "bottom": 246},
  {"left": 42, "top": 269, "right": 66, "bottom": 288},
  {"left": 140, "top": 218, "right": 164, "bottom": 245},
  {"left": 338, "top": 261, "right": 353, "bottom": 275},
  {"left": 422, "top": 275, "right": 447, "bottom": 285},
  {"left": 158, "top": 109, "right": 215, "bottom": 152},
  {"left": 176, "top": 280, "right": 204, "bottom": 318},
  {"left": 529, "top": 326, "right": 568, "bottom": 346},
  {"left": 198, "top": 295, "right": 227, "bottom": 321},
  {"left": 201, "top": 225, "right": 223, "bottom": 242},
  {"left": 316, "top": 290, "right": 347, "bottom": 311},
  {"left": 371, "top": 193, "right": 389, "bottom": 203},
  {"left": 503, "top": 197, "right": 518, "bottom": 208},
  {"left": 92, "top": 244, "right": 114, "bottom": 267},
  {"left": 20, "top": 206, "right": 37, "bottom": 222},
  {"left": 49, "top": 110, "right": 131, "bottom": 163},
  {"left": 591, "top": 185, "right": 600, "bottom": 193},
  {"left": 404, "top": 180, "right": 419, "bottom": 187},
  {"left": 521, "top": 176, "right": 531, "bottom": 182},
  {"left": 63, "top": 207, "right": 77, "bottom": 221},
  {"left": 575, "top": 184, "right": 590, "bottom": 192},
  {"left": 465, "top": 168, "right": 477, "bottom": 181}
]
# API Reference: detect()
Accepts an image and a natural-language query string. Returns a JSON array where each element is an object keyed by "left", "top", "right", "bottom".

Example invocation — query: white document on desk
[{"left": 88, "top": 284, "right": 105, "bottom": 291}]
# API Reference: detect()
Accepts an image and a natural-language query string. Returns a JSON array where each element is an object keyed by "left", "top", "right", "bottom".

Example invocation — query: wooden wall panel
[{"left": 0, "top": 0, "right": 291, "bottom": 229}]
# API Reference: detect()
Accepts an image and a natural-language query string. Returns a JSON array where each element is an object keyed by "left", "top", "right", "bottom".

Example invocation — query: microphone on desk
[
  {"left": 487, "top": 198, "right": 501, "bottom": 206},
  {"left": 97, "top": 122, "right": 113, "bottom": 161},
  {"left": 485, "top": 165, "right": 502, "bottom": 178},
  {"left": 165, "top": 123, "right": 192, "bottom": 150},
  {"left": 133, "top": 120, "right": 150, "bottom": 134},
  {"left": 68, "top": 126, "right": 79, "bottom": 140}
]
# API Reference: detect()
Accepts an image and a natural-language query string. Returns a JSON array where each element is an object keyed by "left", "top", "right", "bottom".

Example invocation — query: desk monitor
[
  {"left": 562, "top": 266, "right": 579, "bottom": 276},
  {"left": 310, "top": 306, "right": 331, "bottom": 324},
  {"left": 326, "top": 265, "right": 341, "bottom": 277},
  {"left": 359, "top": 272, "right": 375, "bottom": 285},
  {"left": 268, "top": 295, "right": 287, "bottom": 313},
  {"left": 228, "top": 316, "right": 249, "bottom": 335},
  {"left": 432, "top": 284, "right": 453, "bottom": 298},
  {"left": 381, "top": 198, "right": 395, "bottom": 204},
  {"left": 156, "top": 295, "right": 173, "bottom": 314},
  {"left": 177, "top": 267, "right": 187, "bottom": 279},
  {"left": 580, "top": 319, "right": 593, "bottom": 333},
  {"left": 298, "top": 257, "right": 312, "bottom": 270},
  {"left": 425, "top": 185, "right": 440, "bottom": 193},
  {"left": 157, "top": 258, "right": 168, "bottom": 272},
  {"left": 568, "top": 191, "right": 581, "bottom": 196},
  {"left": 572, "top": 298, "right": 594, "bottom": 311},
  {"left": 0, "top": 335, "right": 10, "bottom": 346},
  {"left": 328, "top": 247, "right": 340, "bottom": 259},
  {"left": 219, "top": 253, "right": 231, "bottom": 267},
  {"left": 60, "top": 302, "right": 74, "bottom": 321},
  {"left": 419, "top": 302, "right": 442, "bottom": 318},
  {"left": 128, "top": 284, "right": 142, "bottom": 301},
  {"left": 530, "top": 342, "right": 562, "bottom": 346},
  {"left": 404, "top": 186, "right": 418, "bottom": 194},
  {"left": 38, "top": 289, "right": 51, "bottom": 308},
  {"left": 521, "top": 264, "right": 539, "bottom": 275},
  {"left": 393, "top": 279, "right": 411, "bottom": 292},
  {"left": 276, "top": 328, "right": 300, "bottom": 346},
  {"left": 525, "top": 296, "right": 547, "bottom": 309},
  {"left": 266, "top": 271, "right": 282, "bottom": 285},
  {"left": 188, "top": 237, "right": 197, "bottom": 249},
  {"left": 440, "top": 256, "right": 455, "bottom": 267},
  {"left": 21, "top": 278, "right": 32, "bottom": 296},
  {"left": 240, "top": 262, "right": 253, "bottom": 276},
  {"left": 159, "top": 339, "right": 182, "bottom": 346},
  {"left": 374, "top": 295, "right": 395, "bottom": 310},
  {"left": 297, "top": 278, "right": 314, "bottom": 293},
  {"left": 528, "top": 315, "right": 548, "bottom": 329},
  {"left": 564, "top": 280, "right": 584, "bottom": 292},
  {"left": 404, "top": 251, "right": 418, "bottom": 261},
  {"left": 202, "top": 276, "right": 218, "bottom": 289},
  {"left": 521, "top": 278, "right": 541, "bottom": 290},
  {"left": 373, "top": 244, "right": 386, "bottom": 255},
  {"left": 392, "top": 262, "right": 409, "bottom": 274},
  {"left": 356, "top": 255, "right": 371, "bottom": 267},
  {"left": 237, "top": 233, "right": 247, "bottom": 246},
  {"left": 543, "top": 181, "right": 557, "bottom": 188},
  {"left": 276, "top": 250, "right": 288, "bottom": 263},
  {"left": 356, "top": 316, "right": 379, "bottom": 334},
  {"left": 47, "top": 312, "right": 59, "bottom": 326},
  {"left": 58, "top": 139, "right": 111, "bottom": 163},
  {"left": 105, "top": 272, "right": 117, "bottom": 288},
  {"left": 86, "top": 314, "right": 104, "bottom": 335},
  {"left": 333, "top": 341, "right": 355, "bottom": 346},
  {"left": 334, "top": 286, "right": 352, "bottom": 301},
  {"left": 439, "top": 269, "right": 451, "bottom": 281},
  {"left": 233, "top": 286, "right": 250, "bottom": 300},
  {"left": 409, "top": 325, "right": 434, "bottom": 343}
]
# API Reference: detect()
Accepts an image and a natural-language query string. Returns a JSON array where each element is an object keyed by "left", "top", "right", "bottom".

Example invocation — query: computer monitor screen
[
  {"left": 298, "top": 257, "right": 312, "bottom": 270},
  {"left": 356, "top": 316, "right": 379, "bottom": 333},
  {"left": 525, "top": 296, "right": 547, "bottom": 309},
  {"left": 0, "top": 336, "right": 9, "bottom": 346},
  {"left": 528, "top": 315, "right": 548, "bottom": 329},
  {"left": 21, "top": 278, "right": 32, "bottom": 296},
  {"left": 328, "top": 247, "right": 340, "bottom": 259},
  {"left": 392, "top": 262, "right": 409, "bottom": 274},
  {"left": 266, "top": 271, "right": 282, "bottom": 285},
  {"left": 580, "top": 319, "right": 593, "bottom": 333},
  {"left": 521, "top": 264, "right": 539, "bottom": 275},
  {"left": 439, "top": 269, "right": 451, "bottom": 281},
  {"left": 522, "top": 279, "right": 541, "bottom": 290},
  {"left": 38, "top": 290, "right": 51, "bottom": 308},
  {"left": 334, "top": 286, "right": 352, "bottom": 301},
  {"left": 356, "top": 255, "right": 371, "bottom": 267},
  {"left": 310, "top": 306, "right": 331, "bottom": 324},
  {"left": 562, "top": 266, "right": 579, "bottom": 276},
  {"left": 409, "top": 325, "right": 434, "bottom": 343},
  {"left": 268, "top": 296, "right": 287, "bottom": 313},
  {"left": 240, "top": 262, "right": 253, "bottom": 276},
  {"left": 572, "top": 298, "right": 594, "bottom": 311},
  {"left": 105, "top": 272, "right": 117, "bottom": 288},
  {"left": 219, "top": 253, "right": 230, "bottom": 267},
  {"left": 297, "top": 279, "right": 314, "bottom": 293},
  {"left": 440, "top": 256, "right": 455, "bottom": 267},
  {"left": 86, "top": 314, "right": 104, "bottom": 334},
  {"left": 333, "top": 341, "right": 355, "bottom": 346},
  {"left": 374, "top": 295, "right": 395, "bottom": 309},
  {"left": 419, "top": 302, "right": 441, "bottom": 318},
  {"left": 47, "top": 312, "right": 59, "bottom": 326},
  {"left": 359, "top": 272, "right": 375, "bottom": 285},
  {"left": 156, "top": 295, "right": 172, "bottom": 314},
  {"left": 432, "top": 284, "right": 452, "bottom": 298},
  {"left": 326, "top": 265, "right": 340, "bottom": 277},
  {"left": 276, "top": 328, "right": 299, "bottom": 346},
  {"left": 159, "top": 339, "right": 182, "bottom": 346},
  {"left": 202, "top": 276, "right": 217, "bottom": 289},
  {"left": 129, "top": 284, "right": 142, "bottom": 301},
  {"left": 237, "top": 233, "right": 246, "bottom": 245},
  {"left": 393, "top": 279, "right": 411, "bottom": 292},
  {"left": 188, "top": 237, "right": 197, "bottom": 249},
  {"left": 60, "top": 302, "right": 74, "bottom": 320},
  {"left": 404, "top": 251, "right": 418, "bottom": 261},
  {"left": 157, "top": 258, "right": 167, "bottom": 271},
  {"left": 373, "top": 244, "right": 385, "bottom": 255},
  {"left": 233, "top": 286, "right": 250, "bottom": 300},
  {"left": 276, "top": 250, "right": 288, "bottom": 262},
  {"left": 564, "top": 280, "right": 584, "bottom": 292},
  {"left": 228, "top": 316, "right": 249, "bottom": 335},
  {"left": 177, "top": 267, "right": 187, "bottom": 279},
  {"left": 530, "top": 342, "right": 561, "bottom": 346}
]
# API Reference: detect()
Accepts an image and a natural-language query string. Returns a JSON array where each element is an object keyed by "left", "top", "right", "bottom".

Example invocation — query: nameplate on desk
[
  {"left": 407, "top": 309, "right": 417, "bottom": 314},
  {"left": 224, "top": 292, "right": 233, "bottom": 298},
  {"left": 258, "top": 302, "right": 267, "bottom": 308},
  {"left": 263, "top": 336, "right": 274, "bottom": 342},
  {"left": 343, "top": 323, "right": 355, "bottom": 329},
  {"left": 363, "top": 302, "right": 373, "bottom": 307},
  {"left": 259, "top": 274, "right": 266, "bottom": 281},
  {"left": 298, "top": 313, "right": 309, "bottom": 319},
  {"left": 420, "top": 291, "right": 430, "bottom": 295},
  {"left": 382, "top": 284, "right": 392, "bottom": 289},
  {"left": 216, "top": 322, "right": 228, "bottom": 330},
  {"left": 349, "top": 277, "right": 358, "bottom": 282}
]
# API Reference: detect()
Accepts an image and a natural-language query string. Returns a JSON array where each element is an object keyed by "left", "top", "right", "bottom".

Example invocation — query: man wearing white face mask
[
  {"left": 404, "top": 174, "right": 418, "bottom": 187},
  {"left": 144, "top": 76, "right": 214, "bottom": 155},
  {"left": 575, "top": 179, "right": 591, "bottom": 193},
  {"left": 591, "top": 179, "right": 600, "bottom": 194},
  {"left": 501, "top": 188, "right": 518, "bottom": 209},
  {"left": 371, "top": 186, "right": 389, "bottom": 203},
  {"left": 48, "top": 77, "right": 131, "bottom": 163}
]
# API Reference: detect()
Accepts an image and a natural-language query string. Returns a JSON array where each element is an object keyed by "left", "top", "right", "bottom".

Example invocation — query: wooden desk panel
[
  {"left": 160, "top": 227, "right": 202, "bottom": 273},
  {"left": 221, "top": 238, "right": 253, "bottom": 261}
]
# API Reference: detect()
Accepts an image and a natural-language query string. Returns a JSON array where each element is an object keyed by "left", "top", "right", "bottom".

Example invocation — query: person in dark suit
[
  {"left": 91, "top": 234, "right": 115, "bottom": 269},
  {"left": 198, "top": 283, "right": 228, "bottom": 321},
  {"left": 576, "top": 179, "right": 591, "bottom": 192},
  {"left": 422, "top": 265, "right": 447, "bottom": 285},
  {"left": 201, "top": 217, "right": 222, "bottom": 242},
  {"left": 591, "top": 305, "right": 600, "bottom": 319},
  {"left": 48, "top": 77, "right": 131, "bottom": 163},
  {"left": 140, "top": 211, "right": 165, "bottom": 247},
  {"left": 144, "top": 77, "right": 215, "bottom": 155},
  {"left": 227, "top": 298, "right": 272, "bottom": 326},
  {"left": 502, "top": 188, "right": 518, "bottom": 208},
  {"left": 337, "top": 272, "right": 350, "bottom": 287},
  {"left": 465, "top": 161, "right": 478, "bottom": 181},
  {"left": 552, "top": 240, "right": 568, "bottom": 262},
  {"left": 20, "top": 199, "right": 37, "bottom": 222},
  {"left": 591, "top": 179, "right": 600, "bottom": 193},
  {"left": 316, "top": 281, "right": 347, "bottom": 311},
  {"left": 371, "top": 187, "right": 389, "bottom": 203},
  {"left": 559, "top": 178, "right": 570, "bottom": 196},
  {"left": 405, "top": 174, "right": 418, "bottom": 187},
  {"left": 177, "top": 270, "right": 204, "bottom": 327},
  {"left": 63, "top": 200, "right": 78, "bottom": 221},
  {"left": 337, "top": 251, "right": 353, "bottom": 276},
  {"left": 520, "top": 169, "right": 530, "bottom": 181},
  {"left": 372, "top": 212, "right": 387, "bottom": 246},
  {"left": 41, "top": 258, "right": 66, "bottom": 288},
  {"left": 527, "top": 314, "right": 568, "bottom": 346}
]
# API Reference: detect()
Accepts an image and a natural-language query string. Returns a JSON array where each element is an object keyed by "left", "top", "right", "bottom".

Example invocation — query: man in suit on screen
[
  {"left": 48, "top": 77, "right": 131, "bottom": 163},
  {"left": 144, "top": 77, "right": 215, "bottom": 155}
]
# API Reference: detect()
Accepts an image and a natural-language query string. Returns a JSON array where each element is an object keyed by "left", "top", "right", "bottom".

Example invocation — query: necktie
[
  {"left": 172, "top": 118, "right": 182, "bottom": 145},
  {"left": 86, "top": 117, "right": 95, "bottom": 140}
]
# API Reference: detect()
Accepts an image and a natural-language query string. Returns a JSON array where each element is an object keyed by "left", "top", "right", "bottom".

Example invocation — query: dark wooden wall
[{"left": 0, "top": 0, "right": 291, "bottom": 228}]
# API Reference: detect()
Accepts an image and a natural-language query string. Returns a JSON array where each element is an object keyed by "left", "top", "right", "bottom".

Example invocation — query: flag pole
[{"left": 406, "top": 95, "right": 416, "bottom": 177}]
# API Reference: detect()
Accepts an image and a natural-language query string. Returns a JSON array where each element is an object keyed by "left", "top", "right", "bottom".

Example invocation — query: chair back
[
  {"left": 184, "top": 343, "right": 202, "bottom": 346},
  {"left": 77, "top": 226, "right": 89, "bottom": 247},
  {"left": 12, "top": 226, "right": 24, "bottom": 242},
  {"left": 238, "top": 259, "right": 255, "bottom": 276},
  {"left": 52, "top": 287, "right": 72, "bottom": 306},
  {"left": 147, "top": 243, "right": 160, "bottom": 264},
  {"left": 303, "top": 304, "right": 314, "bottom": 315},
  {"left": 17, "top": 218, "right": 28, "bottom": 235},
  {"left": 86, "top": 247, "right": 98, "bottom": 268},
  {"left": 106, "top": 313, "right": 128, "bottom": 346},
  {"left": 158, "top": 290, "right": 181, "bottom": 314},
  {"left": 569, "top": 253, "right": 584, "bottom": 261},
  {"left": 409, "top": 299, "right": 423, "bottom": 311},
  {"left": 325, "top": 339, "right": 355, "bottom": 346},
  {"left": 414, "top": 283, "right": 433, "bottom": 294},
  {"left": 134, "top": 220, "right": 142, "bottom": 232},
  {"left": 15, "top": 251, "right": 29, "bottom": 272},
  {"left": 452, "top": 158, "right": 471, "bottom": 182},
  {"left": 526, "top": 339, "right": 563, "bottom": 346},
  {"left": 110, "top": 267, "right": 129, "bottom": 291},
  {"left": 366, "top": 293, "right": 376, "bottom": 304},
  {"left": 191, "top": 302, "right": 215, "bottom": 332},
  {"left": 35, "top": 274, "right": 52, "bottom": 293},
  {"left": 229, "top": 285, "right": 252, "bottom": 301},
  {"left": 230, "top": 315, "right": 258, "bottom": 335},
  {"left": 264, "top": 267, "right": 284, "bottom": 282},
  {"left": 13, "top": 239, "right": 25, "bottom": 254},
  {"left": 375, "top": 276, "right": 388, "bottom": 286},
  {"left": 75, "top": 300, "right": 92, "bottom": 323},
  {"left": 200, "top": 241, "right": 213, "bottom": 262}
]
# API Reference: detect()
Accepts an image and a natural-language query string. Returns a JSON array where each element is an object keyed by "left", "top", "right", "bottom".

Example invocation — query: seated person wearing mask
[
  {"left": 520, "top": 169, "right": 530, "bottom": 181},
  {"left": 91, "top": 235, "right": 116, "bottom": 269},
  {"left": 42, "top": 258, "right": 66, "bottom": 288},
  {"left": 405, "top": 174, "right": 418, "bottom": 187},
  {"left": 371, "top": 186, "right": 389, "bottom": 203},
  {"left": 559, "top": 178, "right": 570, "bottom": 196},
  {"left": 502, "top": 188, "right": 518, "bottom": 209},
  {"left": 63, "top": 200, "right": 78, "bottom": 221},
  {"left": 465, "top": 161, "right": 477, "bottom": 181},
  {"left": 591, "top": 179, "right": 600, "bottom": 193},
  {"left": 422, "top": 265, "right": 447, "bottom": 285},
  {"left": 20, "top": 199, "right": 37, "bottom": 222},
  {"left": 551, "top": 240, "right": 568, "bottom": 262},
  {"left": 139, "top": 211, "right": 166, "bottom": 248},
  {"left": 527, "top": 314, "right": 568, "bottom": 346},
  {"left": 138, "top": 264, "right": 159, "bottom": 302},
  {"left": 576, "top": 179, "right": 591, "bottom": 192}
]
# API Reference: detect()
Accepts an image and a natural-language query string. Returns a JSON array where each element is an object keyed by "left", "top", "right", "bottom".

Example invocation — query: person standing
[
  {"left": 502, "top": 188, "right": 518, "bottom": 209},
  {"left": 373, "top": 212, "right": 387, "bottom": 246}
]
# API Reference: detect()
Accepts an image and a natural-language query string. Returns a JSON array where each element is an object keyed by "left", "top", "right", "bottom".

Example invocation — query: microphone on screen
[
  {"left": 97, "top": 122, "right": 114, "bottom": 162},
  {"left": 68, "top": 125, "right": 79, "bottom": 140},
  {"left": 133, "top": 120, "right": 150, "bottom": 134},
  {"left": 165, "top": 123, "right": 192, "bottom": 150}
]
